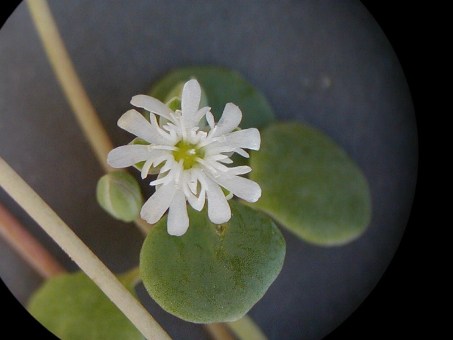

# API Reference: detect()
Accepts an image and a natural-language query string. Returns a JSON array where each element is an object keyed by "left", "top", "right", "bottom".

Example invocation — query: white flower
[{"left": 107, "top": 79, "right": 261, "bottom": 236}]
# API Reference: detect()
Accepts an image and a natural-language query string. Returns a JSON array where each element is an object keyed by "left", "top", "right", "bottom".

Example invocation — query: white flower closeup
[{"left": 107, "top": 79, "right": 261, "bottom": 236}]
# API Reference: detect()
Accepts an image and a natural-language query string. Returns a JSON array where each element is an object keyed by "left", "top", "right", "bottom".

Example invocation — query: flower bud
[{"left": 96, "top": 171, "right": 143, "bottom": 222}]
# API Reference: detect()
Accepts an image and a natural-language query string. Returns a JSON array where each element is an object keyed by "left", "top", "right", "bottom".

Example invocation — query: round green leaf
[
  {"left": 27, "top": 270, "right": 143, "bottom": 340},
  {"left": 96, "top": 171, "right": 143, "bottom": 222},
  {"left": 149, "top": 66, "right": 275, "bottom": 129},
  {"left": 250, "top": 122, "right": 372, "bottom": 246},
  {"left": 140, "top": 200, "right": 286, "bottom": 323}
]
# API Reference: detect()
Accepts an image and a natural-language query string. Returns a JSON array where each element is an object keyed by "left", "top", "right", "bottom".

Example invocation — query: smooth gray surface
[{"left": 0, "top": 1, "right": 417, "bottom": 339}]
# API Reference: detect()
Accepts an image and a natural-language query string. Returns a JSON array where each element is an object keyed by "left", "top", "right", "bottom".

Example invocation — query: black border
[
  {"left": 2, "top": 279, "right": 55, "bottom": 338},
  {"left": 0, "top": 0, "right": 21, "bottom": 28}
]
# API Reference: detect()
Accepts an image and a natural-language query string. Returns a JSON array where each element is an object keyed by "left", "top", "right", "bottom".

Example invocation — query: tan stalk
[
  {"left": 26, "top": 0, "right": 151, "bottom": 235},
  {"left": 27, "top": 0, "right": 113, "bottom": 173},
  {"left": 228, "top": 315, "right": 268, "bottom": 340}
]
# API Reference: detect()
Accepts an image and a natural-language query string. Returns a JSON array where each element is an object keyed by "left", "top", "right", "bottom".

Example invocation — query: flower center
[{"left": 173, "top": 141, "right": 204, "bottom": 169}]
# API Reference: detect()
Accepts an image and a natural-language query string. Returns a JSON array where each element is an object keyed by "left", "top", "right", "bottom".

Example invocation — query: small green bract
[{"left": 96, "top": 171, "right": 143, "bottom": 222}]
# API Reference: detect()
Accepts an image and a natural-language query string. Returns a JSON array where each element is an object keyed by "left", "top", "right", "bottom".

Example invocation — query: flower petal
[
  {"left": 204, "top": 175, "right": 231, "bottom": 224},
  {"left": 118, "top": 109, "right": 171, "bottom": 145},
  {"left": 183, "top": 169, "right": 206, "bottom": 211},
  {"left": 167, "top": 189, "right": 189, "bottom": 236},
  {"left": 107, "top": 145, "right": 165, "bottom": 168},
  {"left": 206, "top": 111, "right": 215, "bottom": 129},
  {"left": 140, "top": 183, "right": 176, "bottom": 224},
  {"left": 195, "top": 106, "right": 211, "bottom": 121},
  {"left": 186, "top": 106, "right": 211, "bottom": 129},
  {"left": 214, "top": 175, "right": 261, "bottom": 203},
  {"left": 181, "top": 79, "right": 201, "bottom": 120},
  {"left": 225, "top": 128, "right": 261, "bottom": 150},
  {"left": 130, "top": 95, "right": 172, "bottom": 121},
  {"left": 140, "top": 158, "right": 154, "bottom": 179},
  {"left": 212, "top": 103, "right": 242, "bottom": 137},
  {"left": 225, "top": 165, "right": 252, "bottom": 176}
]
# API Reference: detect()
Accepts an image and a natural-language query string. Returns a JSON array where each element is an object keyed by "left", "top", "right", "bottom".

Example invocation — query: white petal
[
  {"left": 140, "top": 159, "right": 154, "bottom": 179},
  {"left": 186, "top": 106, "right": 211, "bottom": 129},
  {"left": 212, "top": 103, "right": 242, "bottom": 137},
  {"left": 118, "top": 109, "right": 171, "bottom": 145},
  {"left": 182, "top": 170, "right": 196, "bottom": 194},
  {"left": 204, "top": 175, "right": 231, "bottom": 224},
  {"left": 188, "top": 189, "right": 206, "bottom": 211},
  {"left": 130, "top": 95, "right": 172, "bottom": 121},
  {"left": 214, "top": 175, "right": 261, "bottom": 203},
  {"left": 225, "top": 128, "right": 261, "bottom": 150},
  {"left": 167, "top": 190, "right": 189, "bottom": 236},
  {"left": 181, "top": 79, "right": 201, "bottom": 119},
  {"left": 149, "top": 175, "right": 170, "bottom": 187},
  {"left": 159, "top": 158, "right": 175, "bottom": 174},
  {"left": 107, "top": 145, "right": 164, "bottom": 168},
  {"left": 140, "top": 183, "right": 176, "bottom": 224},
  {"left": 206, "top": 111, "right": 215, "bottom": 129},
  {"left": 225, "top": 165, "right": 252, "bottom": 176},
  {"left": 184, "top": 170, "right": 206, "bottom": 211},
  {"left": 195, "top": 106, "right": 211, "bottom": 121},
  {"left": 219, "top": 157, "right": 233, "bottom": 164},
  {"left": 235, "top": 148, "right": 250, "bottom": 158}
]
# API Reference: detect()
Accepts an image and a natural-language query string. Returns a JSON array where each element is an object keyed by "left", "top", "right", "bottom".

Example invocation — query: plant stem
[
  {"left": 204, "top": 324, "right": 235, "bottom": 340},
  {"left": 26, "top": 0, "right": 113, "bottom": 173},
  {"left": 0, "top": 157, "right": 170, "bottom": 340},
  {"left": 0, "top": 203, "right": 65, "bottom": 279},
  {"left": 227, "top": 315, "right": 267, "bottom": 340}
]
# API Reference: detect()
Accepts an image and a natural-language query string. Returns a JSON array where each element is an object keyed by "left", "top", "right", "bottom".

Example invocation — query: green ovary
[{"left": 173, "top": 141, "right": 204, "bottom": 169}]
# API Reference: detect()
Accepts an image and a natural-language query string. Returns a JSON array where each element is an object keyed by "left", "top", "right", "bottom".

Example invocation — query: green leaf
[
  {"left": 28, "top": 270, "right": 143, "bottom": 340},
  {"left": 250, "top": 122, "right": 372, "bottom": 246},
  {"left": 149, "top": 66, "right": 275, "bottom": 129},
  {"left": 96, "top": 171, "right": 143, "bottom": 222},
  {"left": 140, "top": 200, "right": 285, "bottom": 323}
]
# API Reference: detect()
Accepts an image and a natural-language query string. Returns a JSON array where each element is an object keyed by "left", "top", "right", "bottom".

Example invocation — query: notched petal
[
  {"left": 226, "top": 128, "right": 261, "bottom": 150},
  {"left": 213, "top": 103, "right": 242, "bottom": 137}
]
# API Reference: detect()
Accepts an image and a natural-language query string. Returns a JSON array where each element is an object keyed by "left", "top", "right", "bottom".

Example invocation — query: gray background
[{"left": 0, "top": 1, "right": 417, "bottom": 339}]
